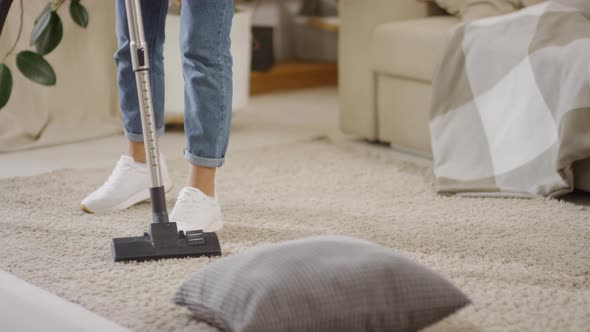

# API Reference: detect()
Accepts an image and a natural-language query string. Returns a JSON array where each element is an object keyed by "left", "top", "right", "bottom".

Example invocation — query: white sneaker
[
  {"left": 169, "top": 187, "right": 223, "bottom": 233},
  {"left": 80, "top": 155, "right": 172, "bottom": 214}
]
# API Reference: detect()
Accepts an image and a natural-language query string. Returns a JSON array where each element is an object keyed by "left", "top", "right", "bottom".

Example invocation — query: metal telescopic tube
[
  {"left": 124, "top": 0, "right": 164, "bottom": 189},
  {"left": 125, "top": 0, "right": 169, "bottom": 224}
]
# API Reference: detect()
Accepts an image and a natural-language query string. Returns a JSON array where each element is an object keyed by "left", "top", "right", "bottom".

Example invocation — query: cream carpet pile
[{"left": 1, "top": 137, "right": 589, "bottom": 331}]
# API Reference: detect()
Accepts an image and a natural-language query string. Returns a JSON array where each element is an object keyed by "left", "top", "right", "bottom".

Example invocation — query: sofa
[
  {"left": 338, "top": 0, "right": 590, "bottom": 192},
  {"left": 339, "top": 0, "right": 450, "bottom": 155}
]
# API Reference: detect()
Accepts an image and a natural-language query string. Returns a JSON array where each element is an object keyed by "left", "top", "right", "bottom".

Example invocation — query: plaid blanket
[{"left": 429, "top": 1, "right": 590, "bottom": 197}]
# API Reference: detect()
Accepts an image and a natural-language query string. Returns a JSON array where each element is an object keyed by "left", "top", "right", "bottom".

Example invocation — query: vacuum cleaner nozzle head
[{"left": 111, "top": 222, "right": 222, "bottom": 262}]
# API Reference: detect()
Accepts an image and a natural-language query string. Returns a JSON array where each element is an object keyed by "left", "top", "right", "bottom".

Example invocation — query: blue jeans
[{"left": 114, "top": 0, "right": 234, "bottom": 168}]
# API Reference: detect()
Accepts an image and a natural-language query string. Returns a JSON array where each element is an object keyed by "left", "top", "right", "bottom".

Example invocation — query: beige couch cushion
[{"left": 370, "top": 16, "right": 459, "bottom": 83}]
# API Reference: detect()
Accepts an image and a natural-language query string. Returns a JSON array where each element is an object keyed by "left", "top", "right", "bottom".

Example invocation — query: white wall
[{"left": 250, "top": 0, "right": 301, "bottom": 61}]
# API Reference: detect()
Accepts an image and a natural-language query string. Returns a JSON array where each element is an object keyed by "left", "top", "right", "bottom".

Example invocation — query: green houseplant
[{"left": 0, "top": 0, "right": 89, "bottom": 110}]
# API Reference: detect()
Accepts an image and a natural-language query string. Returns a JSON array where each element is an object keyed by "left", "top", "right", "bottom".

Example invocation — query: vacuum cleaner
[{"left": 111, "top": 0, "right": 222, "bottom": 262}]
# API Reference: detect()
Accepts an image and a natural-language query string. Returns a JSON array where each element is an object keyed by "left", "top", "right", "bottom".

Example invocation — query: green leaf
[
  {"left": 70, "top": 0, "right": 89, "bottom": 28},
  {"left": 0, "top": 64, "right": 13, "bottom": 109},
  {"left": 16, "top": 51, "right": 56, "bottom": 86},
  {"left": 34, "top": 12, "right": 63, "bottom": 55},
  {"left": 30, "top": 4, "right": 52, "bottom": 46}
]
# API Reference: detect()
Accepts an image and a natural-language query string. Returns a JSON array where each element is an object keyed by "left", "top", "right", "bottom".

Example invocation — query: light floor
[
  {"left": 1, "top": 87, "right": 588, "bottom": 331},
  {"left": 0, "top": 87, "right": 430, "bottom": 179},
  {"left": 0, "top": 88, "right": 343, "bottom": 178},
  {"left": 1, "top": 87, "right": 347, "bottom": 331}
]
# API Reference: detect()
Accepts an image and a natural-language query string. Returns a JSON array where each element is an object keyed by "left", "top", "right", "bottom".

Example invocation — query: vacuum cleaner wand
[{"left": 111, "top": 0, "right": 221, "bottom": 262}]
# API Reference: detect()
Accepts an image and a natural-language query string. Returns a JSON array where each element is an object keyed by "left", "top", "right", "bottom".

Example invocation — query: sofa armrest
[{"left": 339, "top": 0, "right": 442, "bottom": 140}]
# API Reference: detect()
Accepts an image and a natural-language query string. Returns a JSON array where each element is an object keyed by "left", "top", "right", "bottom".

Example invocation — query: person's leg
[
  {"left": 188, "top": 166, "right": 217, "bottom": 197},
  {"left": 80, "top": 0, "right": 171, "bottom": 214},
  {"left": 170, "top": 0, "right": 233, "bottom": 231},
  {"left": 114, "top": 0, "right": 168, "bottom": 162},
  {"left": 181, "top": 0, "right": 233, "bottom": 194}
]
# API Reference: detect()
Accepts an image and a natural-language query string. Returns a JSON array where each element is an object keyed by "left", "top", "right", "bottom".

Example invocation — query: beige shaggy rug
[{"left": 1, "top": 138, "right": 589, "bottom": 331}]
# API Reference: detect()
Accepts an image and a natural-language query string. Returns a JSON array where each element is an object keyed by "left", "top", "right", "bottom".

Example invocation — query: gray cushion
[{"left": 173, "top": 236, "right": 470, "bottom": 332}]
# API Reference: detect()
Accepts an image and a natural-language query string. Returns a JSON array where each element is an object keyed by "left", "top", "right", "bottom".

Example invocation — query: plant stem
[
  {"left": 52, "top": 0, "right": 67, "bottom": 11},
  {"left": 2, "top": 0, "right": 24, "bottom": 63}
]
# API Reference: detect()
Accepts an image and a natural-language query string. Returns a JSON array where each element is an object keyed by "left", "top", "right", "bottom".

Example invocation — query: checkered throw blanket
[{"left": 429, "top": 1, "right": 590, "bottom": 197}]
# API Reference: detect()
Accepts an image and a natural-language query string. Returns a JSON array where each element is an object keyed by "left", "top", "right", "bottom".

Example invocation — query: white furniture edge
[{"left": 0, "top": 270, "right": 130, "bottom": 332}]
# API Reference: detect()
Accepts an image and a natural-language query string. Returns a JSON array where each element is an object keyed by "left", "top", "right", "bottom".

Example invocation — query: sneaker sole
[{"left": 81, "top": 183, "right": 174, "bottom": 214}]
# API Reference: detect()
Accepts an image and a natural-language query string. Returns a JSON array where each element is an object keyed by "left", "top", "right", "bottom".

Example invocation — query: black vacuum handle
[{"left": 150, "top": 187, "right": 169, "bottom": 224}]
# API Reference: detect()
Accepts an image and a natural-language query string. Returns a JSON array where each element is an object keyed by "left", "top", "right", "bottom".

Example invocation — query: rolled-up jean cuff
[
  {"left": 124, "top": 126, "right": 165, "bottom": 142},
  {"left": 184, "top": 149, "right": 225, "bottom": 168}
]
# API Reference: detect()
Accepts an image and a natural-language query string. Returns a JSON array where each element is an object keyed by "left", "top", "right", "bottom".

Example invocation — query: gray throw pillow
[{"left": 173, "top": 236, "right": 470, "bottom": 332}]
